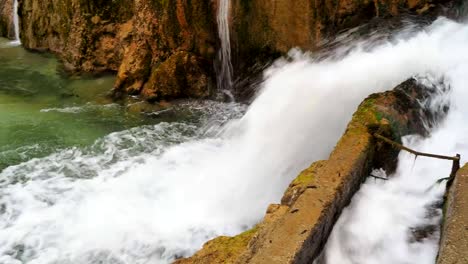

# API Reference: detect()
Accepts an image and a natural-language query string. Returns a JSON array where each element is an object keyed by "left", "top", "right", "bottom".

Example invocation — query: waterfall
[
  {"left": 12, "top": 0, "right": 20, "bottom": 44},
  {"left": 0, "top": 16, "right": 468, "bottom": 264},
  {"left": 216, "top": 0, "right": 234, "bottom": 97},
  {"left": 318, "top": 18, "right": 468, "bottom": 264}
]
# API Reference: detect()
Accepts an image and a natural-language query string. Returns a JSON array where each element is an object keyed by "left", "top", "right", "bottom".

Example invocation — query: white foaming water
[
  {"left": 216, "top": 0, "right": 234, "bottom": 94},
  {"left": 0, "top": 17, "right": 467, "bottom": 264},
  {"left": 321, "top": 18, "right": 468, "bottom": 264},
  {"left": 11, "top": 0, "right": 20, "bottom": 45},
  {"left": 40, "top": 103, "right": 120, "bottom": 114}
]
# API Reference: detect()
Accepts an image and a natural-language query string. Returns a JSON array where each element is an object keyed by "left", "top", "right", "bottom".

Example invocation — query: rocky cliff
[
  {"left": 112, "top": 0, "right": 218, "bottom": 101},
  {"left": 18, "top": 0, "right": 217, "bottom": 100},
  {"left": 229, "top": 0, "right": 455, "bottom": 96},
  {"left": 0, "top": 0, "right": 14, "bottom": 39},
  {"left": 1, "top": 0, "right": 455, "bottom": 101},
  {"left": 20, "top": 0, "right": 135, "bottom": 73},
  {"left": 231, "top": 0, "right": 446, "bottom": 55}
]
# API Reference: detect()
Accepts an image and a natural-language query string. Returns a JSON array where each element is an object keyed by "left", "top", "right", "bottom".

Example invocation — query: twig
[
  {"left": 369, "top": 174, "right": 388, "bottom": 181},
  {"left": 374, "top": 133, "right": 461, "bottom": 184},
  {"left": 374, "top": 134, "right": 460, "bottom": 161}
]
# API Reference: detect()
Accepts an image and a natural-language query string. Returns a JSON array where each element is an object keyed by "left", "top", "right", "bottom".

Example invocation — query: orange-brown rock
[
  {"left": 231, "top": 0, "right": 453, "bottom": 56},
  {"left": 112, "top": 0, "right": 217, "bottom": 100},
  {"left": 176, "top": 78, "right": 438, "bottom": 263},
  {"left": 230, "top": 0, "right": 456, "bottom": 98},
  {"left": 437, "top": 163, "right": 468, "bottom": 264},
  {"left": 0, "top": 0, "right": 14, "bottom": 39},
  {"left": 6, "top": 0, "right": 455, "bottom": 101},
  {"left": 141, "top": 51, "right": 212, "bottom": 101},
  {"left": 19, "top": 0, "right": 134, "bottom": 74},
  {"left": 17, "top": 0, "right": 217, "bottom": 100}
]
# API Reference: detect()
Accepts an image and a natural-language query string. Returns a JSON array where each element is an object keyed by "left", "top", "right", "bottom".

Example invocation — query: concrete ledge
[
  {"left": 437, "top": 163, "right": 468, "bottom": 264},
  {"left": 175, "top": 79, "right": 433, "bottom": 264}
]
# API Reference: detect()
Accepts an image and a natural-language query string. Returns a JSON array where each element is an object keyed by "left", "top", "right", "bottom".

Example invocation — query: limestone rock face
[
  {"left": 438, "top": 163, "right": 468, "bottom": 264},
  {"left": 112, "top": 0, "right": 217, "bottom": 100},
  {"left": 20, "top": 0, "right": 134, "bottom": 73},
  {"left": 3, "top": 0, "right": 453, "bottom": 101},
  {"left": 17, "top": 0, "right": 217, "bottom": 100},
  {"left": 141, "top": 51, "right": 212, "bottom": 101},
  {"left": 0, "top": 0, "right": 14, "bottom": 39},
  {"left": 230, "top": 0, "right": 452, "bottom": 57}
]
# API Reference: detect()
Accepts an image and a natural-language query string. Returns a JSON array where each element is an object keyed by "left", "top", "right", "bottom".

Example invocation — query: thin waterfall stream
[
  {"left": 216, "top": 0, "right": 234, "bottom": 98},
  {"left": 0, "top": 11, "right": 467, "bottom": 264},
  {"left": 12, "top": 0, "right": 20, "bottom": 45}
]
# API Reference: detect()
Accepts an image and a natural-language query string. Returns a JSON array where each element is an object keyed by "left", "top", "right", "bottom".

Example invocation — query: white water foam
[
  {"left": 0, "top": 17, "right": 467, "bottom": 264},
  {"left": 320, "top": 18, "right": 468, "bottom": 264},
  {"left": 40, "top": 103, "right": 120, "bottom": 114}
]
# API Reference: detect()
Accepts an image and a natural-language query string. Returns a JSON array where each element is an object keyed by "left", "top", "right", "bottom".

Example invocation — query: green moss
[
  {"left": 290, "top": 161, "right": 325, "bottom": 187},
  {"left": 291, "top": 171, "right": 315, "bottom": 186},
  {"left": 193, "top": 225, "right": 259, "bottom": 263},
  {"left": 217, "top": 225, "right": 257, "bottom": 249},
  {"left": 353, "top": 97, "right": 379, "bottom": 126},
  {"left": 375, "top": 111, "right": 383, "bottom": 122}
]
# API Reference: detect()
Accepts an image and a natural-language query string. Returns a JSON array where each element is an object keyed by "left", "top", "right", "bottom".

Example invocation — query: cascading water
[
  {"left": 12, "top": 0, "right": 20, "bottom": 45},
  {"left": 216, "top": 0, "right": 234, "bottom": 97},
  {"left": 0, "top": 15, "right": 468, "bottom": 264},
  {"left": 318, "top": 18, "right": 468, "bottom": 264}
]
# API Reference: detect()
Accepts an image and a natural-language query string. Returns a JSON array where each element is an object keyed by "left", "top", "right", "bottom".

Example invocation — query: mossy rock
[{"left": 175, "top": 226, "right": 259, "bottom": 264}]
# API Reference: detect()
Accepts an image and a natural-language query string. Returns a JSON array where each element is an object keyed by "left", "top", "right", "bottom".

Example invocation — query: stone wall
[{"left": 437, "top": 163, "right": 468, "bottom": 264}]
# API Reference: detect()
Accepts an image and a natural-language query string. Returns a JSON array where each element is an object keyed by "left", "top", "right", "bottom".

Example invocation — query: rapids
[{"left": 1, "top": 16, "right": 468, "bottom": 264}]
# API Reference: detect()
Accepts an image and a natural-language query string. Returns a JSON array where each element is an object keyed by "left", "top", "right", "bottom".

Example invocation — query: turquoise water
[
  {"left": 0, "top": 37, "right": 250, "bottom": 264},
  {"left": 0, "top": 38, "right": 174, "bottom": 171}
]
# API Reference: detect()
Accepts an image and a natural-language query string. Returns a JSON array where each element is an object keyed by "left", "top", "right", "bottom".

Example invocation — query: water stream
[
  {"left": 12, "top": 0, "right": 20, "bottom": 45},
  {"left": 216, "top": 0, "right": 234, "bottom": 96},
  {"left": 0, "top": 15, "right": 467, "bottom": 264},
  {"left": 319, "top": 18, "right": 468, "bottom": 264}
]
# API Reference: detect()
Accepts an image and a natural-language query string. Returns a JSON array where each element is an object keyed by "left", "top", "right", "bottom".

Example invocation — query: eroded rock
[
  {"left": 141, "top": 51, "right": 213, "bottom": 101},
  {"left": 437, "top": 163, "right": 468, "bottom": 264},
  {"left": 3, "top": 0, "right": 456, "bottom": 101},
  {"left": 0, "top": 0, "right": 14, "bottom": 39}
]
